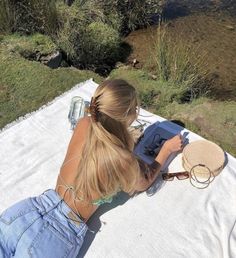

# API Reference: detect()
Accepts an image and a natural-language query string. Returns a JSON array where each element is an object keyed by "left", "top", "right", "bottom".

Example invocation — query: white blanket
[{"left": 0, "top": 79, "right": 236, "bottom": 258}]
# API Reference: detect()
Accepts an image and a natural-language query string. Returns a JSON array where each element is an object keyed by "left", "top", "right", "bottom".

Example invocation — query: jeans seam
[
  {"left": 30, "top": 195, "right": 80, "bottom": 244},
  {"left": 46, "top": 213, "right": 78, "bottom": 236},
  {"left": 28, "top": 221, "right": 48, "bottom": 258},
  {"left": 28, "top": 222, "right": 73, "bottom": 258},
  {"left": 48, "top": 224, "right": 73, "bottom": 247}
]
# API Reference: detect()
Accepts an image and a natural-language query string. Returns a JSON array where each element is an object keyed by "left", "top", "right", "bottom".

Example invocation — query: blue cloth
[{"left": 0, "top": 189, "right": 88, "bottom": 258}]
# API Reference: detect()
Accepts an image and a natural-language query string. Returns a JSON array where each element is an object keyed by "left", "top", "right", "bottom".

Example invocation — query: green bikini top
[
  {"left": 57, "top": 173, "right": 114, "bottom": 206},
  {"left": 92, "top": 195, "right": 113, "bottom": 206}
]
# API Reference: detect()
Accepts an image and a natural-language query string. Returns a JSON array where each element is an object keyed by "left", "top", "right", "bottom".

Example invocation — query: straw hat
[{"left": 182, "top": 140, "right": 225, "bottom": 179}]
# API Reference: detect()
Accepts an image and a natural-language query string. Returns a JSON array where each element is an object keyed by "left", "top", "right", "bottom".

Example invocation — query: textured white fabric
[{"left": 0, "top": 78, "right": 235, "bottom": 258}]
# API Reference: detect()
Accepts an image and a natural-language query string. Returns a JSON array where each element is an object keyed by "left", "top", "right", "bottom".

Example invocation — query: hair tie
[{"left": 89, "top": 96, "right": 100, "bottom": 122}]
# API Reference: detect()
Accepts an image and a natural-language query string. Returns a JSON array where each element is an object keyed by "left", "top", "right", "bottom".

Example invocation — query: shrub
[
  {"left": 117, "top": 0, "right": 163, "bottom": 31},
  {"left": 57, "top": 3, "right": 121, "bottom": 70},
  {"left": 79, "top": 22, "right": 121, "bottom": 67},
  {"left": 81, "top": 0, "right": 163, "bottom": 33},
  {"left": 0, "top": 0, "right": 58, "bottom": 35},
  {"left": 0, "top": 0, "right": 13, "bottom": 33},
  {"left": 66, "top": 0, "right": 164, "bottom": 33}
]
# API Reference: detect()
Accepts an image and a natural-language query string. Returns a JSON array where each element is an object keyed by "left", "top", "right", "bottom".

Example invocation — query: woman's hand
[
  {"left": 134, "top": 134, "right": 184, "bottom": 192},
  {"left": 162, "top": 134, "right": 183, "bottom": 154}
]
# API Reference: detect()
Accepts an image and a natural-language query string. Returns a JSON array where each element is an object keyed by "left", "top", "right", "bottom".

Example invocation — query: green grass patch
[
  {"left": 109, "top": 66, "right": 193, "bottom": 109},
  {"left": 110, "top": 66, "right": 236, "bottom": 157},
  {"left": 161, "top": 99, "right": 236, "bottom": 157},
  {"left": 1, "top": 33, "right": 58, "bottom": 58},
  {"left": 0, "top": 34, "right": 102, "bottom": 129}
]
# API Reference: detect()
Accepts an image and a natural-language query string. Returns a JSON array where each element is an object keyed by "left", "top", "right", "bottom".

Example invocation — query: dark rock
[
  {"left": 64, "top": 0, "right": 74, "bottom": 6},
  {"left": 40, "top": 51, "right": 62, "bottom": 69}
]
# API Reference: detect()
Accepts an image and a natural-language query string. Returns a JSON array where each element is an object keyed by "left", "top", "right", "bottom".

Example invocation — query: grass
[
  {"left": 0, "top": 33, "right": 102, "bottom": 129},
  {"left": 124, "top": 12, "right": 236, "bottom": 100},
  {"left": 162, "top": 99, "right": 236, "bottom": 157},
  {"left": 1, "top": 33, "right": 58, "bottom": 58},
  {"left": 0, "top": 29, "right": 235, "bottom": 157},
  {"left": 109, "top": 66, "right": 236, "bottom": 157},
  {"left": 149, "top": 23, "right": 211, "bottom": 102},
  {"left": 109, "top": 65, "right": 195, "bottom": 109}
]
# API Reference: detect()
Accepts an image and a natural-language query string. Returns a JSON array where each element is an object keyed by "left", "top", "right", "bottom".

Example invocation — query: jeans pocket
[
  {"left": 28, "top": 222, "right": 74, "bottom": 258},
  {"left": 0, "top": 198, "right": 37, "bottom": 225}
]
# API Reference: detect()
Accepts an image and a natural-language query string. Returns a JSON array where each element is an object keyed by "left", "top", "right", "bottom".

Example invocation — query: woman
[{"left": 0, "top": 79, "right": 182, "bottom": 258}]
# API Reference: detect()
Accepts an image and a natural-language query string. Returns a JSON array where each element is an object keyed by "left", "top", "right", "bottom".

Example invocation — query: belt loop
[
  {"left": 42, "top": 188, "right": 53, "bottom": 195},
  {"left": 39, "top": 189, "right": 62, "bottom": 215}
]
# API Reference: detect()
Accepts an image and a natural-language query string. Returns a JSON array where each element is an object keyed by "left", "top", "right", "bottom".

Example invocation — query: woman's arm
[
  {"left": 60, "top": 117, "right": 91, "bottom": 168},
  {"left": 134, "top": 134, "right": 183, "bottom": 192}
]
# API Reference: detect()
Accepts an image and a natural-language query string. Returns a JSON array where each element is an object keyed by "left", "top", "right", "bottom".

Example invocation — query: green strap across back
[
  {"left": 92, "top": 195, "right": 113, "bottom": 206},
  {"left": 58, "top": 174, "right": 114, "bottom": 206}
]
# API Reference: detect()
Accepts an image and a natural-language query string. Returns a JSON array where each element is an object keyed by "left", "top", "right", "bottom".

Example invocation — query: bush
[
  {"left": 76, "top": 0, "right": 163, "bottom": 33},
  {"left": 79, "top": 22, "right": 121, "bottom": 67},
  {"left": 64, "top": 0, "right": 164, "bottom": 33},
  {"left": 57, "top": 3, "right": 121, "bottom": 70},
  {"left": 0, "top": 0, "right": 12, "bottom": 33},
  {"left": 0, "top": 0, "right": 58, "bottom": 35},
  {"left": 117, "top": 0, "right": 163, "bottom": 31}
]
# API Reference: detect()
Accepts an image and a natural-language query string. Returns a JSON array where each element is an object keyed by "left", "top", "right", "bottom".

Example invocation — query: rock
[
  {"left": 115, "top": 62, "right": 125, "bottom": 68},
  {"left": 40, "top": 51, "right": 62, "bottom": 69},
  {"left": 132, "top": 58, "right": 139, "bottom": 67},
  {"left": 225, "top": 25, "right": 234, "bottom": 31},
  {"left": 148, "top": 73, "right": 158, "bottom": 80},
  {"left": 35, "top": 51, "right": 41, "bottom": 61}
]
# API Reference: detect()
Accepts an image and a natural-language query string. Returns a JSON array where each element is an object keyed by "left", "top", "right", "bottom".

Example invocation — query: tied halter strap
[{"left": 56, "top": 173, "right": 113, "bottom": 208}]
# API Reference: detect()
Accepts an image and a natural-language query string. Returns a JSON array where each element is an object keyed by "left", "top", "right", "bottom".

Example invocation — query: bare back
[{"left": 55, "top": 116, "right": 98, "bottom": 221}]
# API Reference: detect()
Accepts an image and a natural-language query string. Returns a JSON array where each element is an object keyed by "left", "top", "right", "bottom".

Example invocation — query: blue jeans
[{"left": 0, "top": 189, "right": 88, "bottom": 258}]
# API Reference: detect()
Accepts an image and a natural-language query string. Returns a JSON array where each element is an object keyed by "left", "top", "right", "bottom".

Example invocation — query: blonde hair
[{"left": 74, "top": 79, "right": 141, "bottom": 202}]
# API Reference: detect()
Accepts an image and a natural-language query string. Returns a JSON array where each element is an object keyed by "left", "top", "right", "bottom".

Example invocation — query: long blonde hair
[{"left": 74, "top": 79, "right": 141, "bottom": 202}]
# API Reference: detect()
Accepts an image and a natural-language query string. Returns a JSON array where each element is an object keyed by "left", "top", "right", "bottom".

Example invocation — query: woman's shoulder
[
  {"left": 73, "top": 116, "right": 91, "bottom": 136},
  {"left": 60, "top": 117, "right": 91, "bottom": 167}
]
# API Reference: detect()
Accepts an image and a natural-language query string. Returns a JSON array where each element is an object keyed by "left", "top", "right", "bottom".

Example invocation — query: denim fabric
[{"left": 0, "top": 189, "right": 88, "bottom": 258}]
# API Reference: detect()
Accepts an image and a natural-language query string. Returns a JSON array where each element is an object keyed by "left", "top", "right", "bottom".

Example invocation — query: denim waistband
[{"left": 30, "top": 189, "right": 88, "bottom": 237}]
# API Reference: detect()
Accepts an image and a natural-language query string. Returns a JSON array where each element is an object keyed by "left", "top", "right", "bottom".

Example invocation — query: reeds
[{"left": 151, "top": 20, "right": 211, "bottom": 102}]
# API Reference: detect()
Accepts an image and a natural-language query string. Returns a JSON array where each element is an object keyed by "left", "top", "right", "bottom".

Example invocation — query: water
[{"left": 124, "top": 5, "right": 236, "bottom": 100}]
